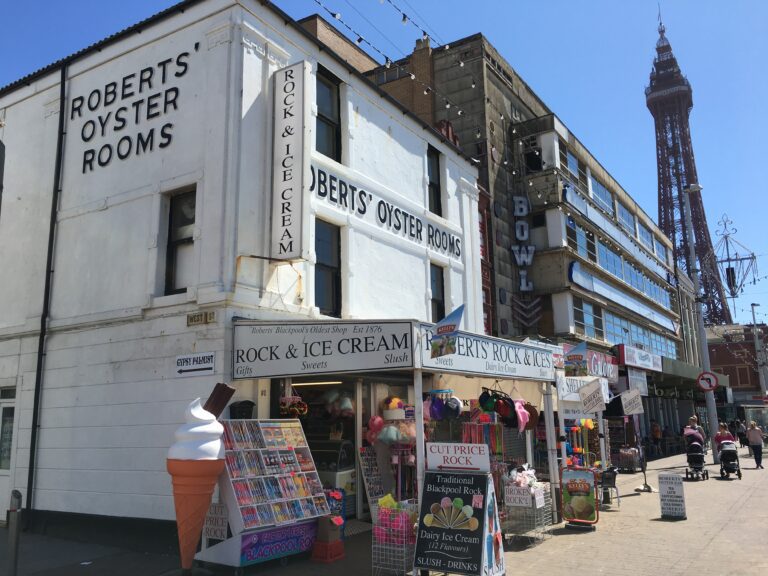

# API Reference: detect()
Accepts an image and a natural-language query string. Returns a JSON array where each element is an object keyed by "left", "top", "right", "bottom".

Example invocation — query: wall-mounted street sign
[
  {"left": 175, "top": 352, "right": 215, "bottom": 377},
  {"left": 696, "top": 371, "right": 719, "bottom": 392}
]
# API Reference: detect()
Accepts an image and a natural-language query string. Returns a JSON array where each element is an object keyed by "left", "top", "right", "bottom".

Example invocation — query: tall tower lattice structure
[{"left": 646, "top": 21, "right": 732, "bottom": 325}]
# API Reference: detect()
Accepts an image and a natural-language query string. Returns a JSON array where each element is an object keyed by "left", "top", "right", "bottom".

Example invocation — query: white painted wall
[{"left": 0, "top": 0, "right": 479, "bottom": 520}]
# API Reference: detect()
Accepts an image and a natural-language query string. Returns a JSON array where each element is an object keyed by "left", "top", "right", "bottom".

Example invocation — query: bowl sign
[
  {"left": 696, "top": 371, "right": 719, "bottom": 392},
  {"left": 426, "top": 443, "right": 490, "bottom": 473}
]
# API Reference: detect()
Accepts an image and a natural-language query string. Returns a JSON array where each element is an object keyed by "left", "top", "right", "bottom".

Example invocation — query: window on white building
[
  {"left": 654, "top": 238, "right": 668, "bottom": 264},
  {"left": 315, "top": 220, "right": 341, "bottom": 317},
  {"left": 430, "top": 264, "right": 446, "bottom": 322},
  {"left": 0, "top": 405, "right": 13, "bottom": 470},
  {"left": 427, "top": 145, "right": 442, "bottom": 216},
  {"left": 165, "top": 189, "right": 196, "bottom": 295},
  {"left": 316, "top": 66, "right": 341, "bottom": 162}
]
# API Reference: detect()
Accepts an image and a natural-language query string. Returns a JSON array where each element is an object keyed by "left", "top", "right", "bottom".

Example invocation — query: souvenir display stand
[
  {"left": 196, "top": 419, "right": 331, "bottom": 568},
  {"left": 371, "top": 497, "right": 419, "bottom": 576}
]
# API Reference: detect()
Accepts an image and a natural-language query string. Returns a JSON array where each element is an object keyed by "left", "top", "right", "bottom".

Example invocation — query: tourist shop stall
[{"left": 198, "top": 318, "right": 557, "bottom": 571}]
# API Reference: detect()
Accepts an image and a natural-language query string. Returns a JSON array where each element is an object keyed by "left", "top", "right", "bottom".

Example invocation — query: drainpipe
[{"left": 26, "top": 63, "right": 68, "bottom": 513}]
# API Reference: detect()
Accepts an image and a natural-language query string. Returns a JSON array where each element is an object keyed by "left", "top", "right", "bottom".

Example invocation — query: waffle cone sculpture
[{"left": 167, "top": 398, "right": 225, "bottom": 570}]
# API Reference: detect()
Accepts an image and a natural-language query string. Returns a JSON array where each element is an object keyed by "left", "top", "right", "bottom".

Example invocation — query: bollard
[{"left": 7, "top": 489, "right": 22, "bottom": 576}]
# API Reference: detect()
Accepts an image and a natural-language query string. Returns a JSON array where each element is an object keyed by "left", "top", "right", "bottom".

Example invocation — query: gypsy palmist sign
[{"left": 271, "top": 61, "right": 308, "bottom": 260}]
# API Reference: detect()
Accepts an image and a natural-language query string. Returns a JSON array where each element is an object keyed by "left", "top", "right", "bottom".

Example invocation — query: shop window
[
  {"left": 427, "top": 145, "right": 442, "bottom": 216},
  {"left": 430, "top": 263, "right": 446, "bottom": 322},
  {"left": 0, "top": 406, "right": 13, "bottom": 470},
  {"left": 316, "top": 66, "right": 341, "bottom": 162},
  {"left": 315, "top": 220, "right": 341, "bottom": 317},
  {"left": 165, "top": 189, "right": 196, "bottom": 295}
]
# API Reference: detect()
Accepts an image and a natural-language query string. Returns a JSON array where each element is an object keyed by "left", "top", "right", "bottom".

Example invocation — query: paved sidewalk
[{"left": 2, "top": 448, "right": 767, "bottom": 575}]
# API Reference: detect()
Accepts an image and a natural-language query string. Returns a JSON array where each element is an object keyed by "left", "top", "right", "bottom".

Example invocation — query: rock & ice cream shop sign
[{"left": 233, "top": 321, "right": 413, "bottom": 379}]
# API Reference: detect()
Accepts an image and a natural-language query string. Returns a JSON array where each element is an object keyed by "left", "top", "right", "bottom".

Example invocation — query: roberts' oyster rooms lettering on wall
[
  {"left": 310, "top": 163, "right": 462, "bottom": 260},
  {"left": 69, "top": 45, "right": 198, "bottom": 173}
]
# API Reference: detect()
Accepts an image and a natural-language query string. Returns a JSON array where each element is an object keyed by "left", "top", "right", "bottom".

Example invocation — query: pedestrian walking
[
  {"left": 714, "top": 423, "right": 735, "bottom": 452},
  {"left": 737, "top": 420, "right": 747, "bottom": 448},
  {"left": 746, "top": 421, "right": 764, "bottom": 469}
]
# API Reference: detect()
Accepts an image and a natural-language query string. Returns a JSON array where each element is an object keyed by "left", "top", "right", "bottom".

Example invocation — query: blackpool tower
[{"left": 646, "top": 21, "right": 732, "bottom": 324}]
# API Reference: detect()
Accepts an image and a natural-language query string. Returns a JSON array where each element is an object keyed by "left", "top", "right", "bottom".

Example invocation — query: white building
[{"left": 0, "top": 0, "right": 481, "bottom": 525}]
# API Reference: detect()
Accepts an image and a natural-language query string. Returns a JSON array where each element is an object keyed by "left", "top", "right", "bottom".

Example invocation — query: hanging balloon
[{"left": 369, "top": 415, "right": 385, "bottom": 433}]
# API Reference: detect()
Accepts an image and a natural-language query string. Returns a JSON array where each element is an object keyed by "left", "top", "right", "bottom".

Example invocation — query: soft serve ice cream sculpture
[{"left": 167, "top": 398, "right": 225, "bottom": 571}]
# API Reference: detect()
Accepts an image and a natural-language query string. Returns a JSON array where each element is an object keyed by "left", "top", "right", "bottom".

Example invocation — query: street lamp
[
  {"left": 750, "top": 303, "right": 767, "bottom": 397},
  {"left": 682, "top": 183, "right": 720, "bottom": 463}
]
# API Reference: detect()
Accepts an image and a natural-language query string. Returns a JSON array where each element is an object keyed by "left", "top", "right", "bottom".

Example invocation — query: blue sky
[{"left": 1, "top": 0, "right": 766, "bottom": 324}]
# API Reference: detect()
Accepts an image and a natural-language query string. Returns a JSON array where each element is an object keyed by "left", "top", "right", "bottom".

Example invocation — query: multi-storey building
[
  {"left": 362, "top": 32, "right": 725, "bottom": 439},
  {"left": 0, "top": 0, "right": 487, "bottom": 537}
]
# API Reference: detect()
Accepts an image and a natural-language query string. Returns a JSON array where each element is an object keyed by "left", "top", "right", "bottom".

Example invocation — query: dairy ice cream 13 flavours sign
[
  {"left": 414, "top": 472, "right": 504, "bottom": 576},
  {"left": 560, "top": 467, "right": 598, "bottom": 525}
]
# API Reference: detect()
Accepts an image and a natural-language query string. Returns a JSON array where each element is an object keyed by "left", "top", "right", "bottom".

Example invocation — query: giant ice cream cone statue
[{"left": 167, "top": 398, "right": 225, "bottom": 571}]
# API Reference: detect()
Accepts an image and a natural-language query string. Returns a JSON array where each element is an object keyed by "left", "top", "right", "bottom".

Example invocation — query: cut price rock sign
[{"left": 426, "top": 443, "right": 490, "bottom": 473}]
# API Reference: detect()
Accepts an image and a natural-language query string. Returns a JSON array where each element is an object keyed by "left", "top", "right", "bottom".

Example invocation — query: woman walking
[{"left": 746, "top": 421, "right": 765, "bottom": 469}]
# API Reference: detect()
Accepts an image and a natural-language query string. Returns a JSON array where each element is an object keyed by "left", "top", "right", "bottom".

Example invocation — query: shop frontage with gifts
[{"left": 191, "top": 318, "right": 558, "bottom": 571}]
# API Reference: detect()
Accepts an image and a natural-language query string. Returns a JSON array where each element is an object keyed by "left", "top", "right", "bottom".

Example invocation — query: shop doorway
[{"left": 285, "top": 373, "right": 413, "bottom": 521}]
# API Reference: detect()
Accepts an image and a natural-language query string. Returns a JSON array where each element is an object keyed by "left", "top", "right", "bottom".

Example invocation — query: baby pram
[
  {"left": 685, "top": 441, "right": 709, "bottom": 480},
  {"left": 718, "top": 440, "right": 742, "bottom": 479}
]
